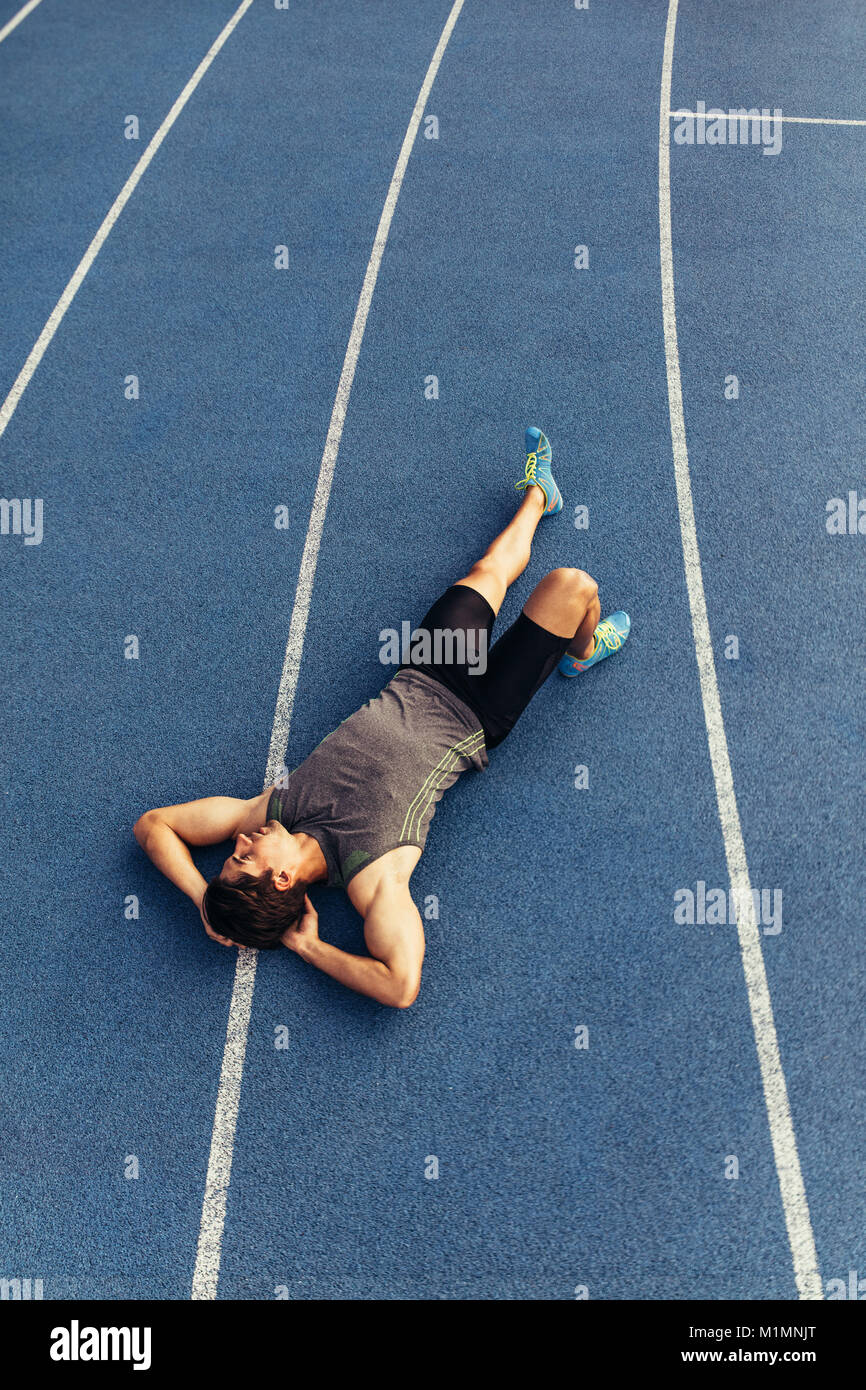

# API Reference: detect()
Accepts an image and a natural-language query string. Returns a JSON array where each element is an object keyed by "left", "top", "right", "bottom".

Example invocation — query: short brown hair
[{"left": 202, "top": 868, "right": 307, "bottom": 949}]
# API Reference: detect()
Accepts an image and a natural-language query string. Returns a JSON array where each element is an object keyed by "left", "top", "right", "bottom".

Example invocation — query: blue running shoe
[
  {"left": 514, "top": 427, "right": 562, "bottom": 516},
  {"left": 558, "top": 611, "right": 631, "bottom": 675}
]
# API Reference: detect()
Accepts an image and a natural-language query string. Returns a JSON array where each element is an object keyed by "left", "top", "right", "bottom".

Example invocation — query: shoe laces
[
  {"left": 595, "top": 619, "right": 622, "bottom": 653},
  {"left": 516, "top": 452, "right": 538, "bottom": 489}
]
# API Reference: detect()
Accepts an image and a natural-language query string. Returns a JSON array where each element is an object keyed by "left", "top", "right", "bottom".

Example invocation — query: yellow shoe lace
[
  {"left": 515, "top": 452, "right": 539, "bottom": 489},
  {"left": 595, "top": 620, "right": 622, "bottom": 653}
]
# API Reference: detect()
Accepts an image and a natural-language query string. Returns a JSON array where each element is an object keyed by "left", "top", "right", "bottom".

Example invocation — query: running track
[{"left": 0, "top": 0, "right": 863, "bottom": 1300}]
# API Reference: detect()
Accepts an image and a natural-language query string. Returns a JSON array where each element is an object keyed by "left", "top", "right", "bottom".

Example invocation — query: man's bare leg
[
  {"left": 455, "top": 485, "right": 547, "bottom": 615},
  {"left": 563, "top": 586, "right": 603, "bottom": 659},
  {"left": 523, "top": 568, "right": 601, "bottom": 660},
  {"left": 456, "top": 485, "right": 601, "bottom": 659}
]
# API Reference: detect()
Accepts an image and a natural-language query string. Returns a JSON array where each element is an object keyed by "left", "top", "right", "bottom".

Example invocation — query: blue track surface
[{"left": 1, "top": 0, "right": 863, "bottom": 1300}]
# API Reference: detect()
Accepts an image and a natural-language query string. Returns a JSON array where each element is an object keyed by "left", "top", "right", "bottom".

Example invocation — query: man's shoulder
[{"left": 345, "top": 844, "right": 423, "bottom": 917}]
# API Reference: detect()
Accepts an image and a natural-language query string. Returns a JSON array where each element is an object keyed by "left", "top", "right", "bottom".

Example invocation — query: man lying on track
[{"left": 134, "top": 428, "right": 630, "bottom": 1008}]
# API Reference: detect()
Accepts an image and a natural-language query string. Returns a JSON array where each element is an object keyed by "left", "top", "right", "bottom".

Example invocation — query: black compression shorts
[{"left": 398, "top": 582, "right": 573, "bottom": 751}]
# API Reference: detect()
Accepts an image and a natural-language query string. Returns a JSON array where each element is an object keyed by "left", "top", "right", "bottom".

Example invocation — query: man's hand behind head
[{"left": 280, "top": 893, "right": 319, "bottom": 953}]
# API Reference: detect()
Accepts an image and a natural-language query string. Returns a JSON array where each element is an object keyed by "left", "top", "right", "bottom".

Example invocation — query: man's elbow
[
  {"left": 390, "top": 974, "right": 421, "bottom": 1009},
  {"left": 133, "top": 810, "right": 156, "bottom": 847}
]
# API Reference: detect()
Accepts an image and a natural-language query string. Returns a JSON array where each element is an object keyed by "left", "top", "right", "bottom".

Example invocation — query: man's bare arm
[
  {"left": 284, "top": 879, "right": 425, "bottom": 1008},
  {"left": 133, "top": 789, "right": 274, "bottom": 905},
  {"left": 134, "top": 818, "right": 210, "bottom": 906},
  {"left": 135, "top": 790, "right": 273, "bottom": 846}
]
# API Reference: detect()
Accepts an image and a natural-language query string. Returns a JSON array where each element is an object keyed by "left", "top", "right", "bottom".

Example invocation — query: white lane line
[
  {"left": 659, "top": 1, "right": 823, "bottom": 1301},
  {"left": 0, "top": 0, "right": 256, "bottom": 443},
  {"left": 669, "top": 109, "right": 866, "bottom": 127},
  {"left": 0, "top": 0, "right": 44, "bottom": 45},
  {"left": 190, "top": 0, "right": 467, "bottom": 1302}
]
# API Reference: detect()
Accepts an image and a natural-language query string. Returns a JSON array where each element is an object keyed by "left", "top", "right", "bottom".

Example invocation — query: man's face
[
  {"left": 201, "top": 820, "right": 299, "bottom": 948},
  {"left": 220, "top": 819, "right": 297, "bottom": 886}
]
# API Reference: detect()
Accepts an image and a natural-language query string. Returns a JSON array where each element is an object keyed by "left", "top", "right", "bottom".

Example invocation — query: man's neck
[{"left": 295, "top": 832, "right": 329, "bottom": 883}]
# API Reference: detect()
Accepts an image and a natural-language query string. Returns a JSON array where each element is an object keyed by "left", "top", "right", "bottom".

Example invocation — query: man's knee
[
  {"left": 457, "top": 559, "right": 507, "bottom": 615},
  {"left": 547, "top": 567, "right": 598, "bottom": 604}
]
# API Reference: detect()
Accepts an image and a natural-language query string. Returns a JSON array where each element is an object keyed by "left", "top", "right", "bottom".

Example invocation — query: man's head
[{"left": 201, "top": 820, "right": 308, "bottom": 950}]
